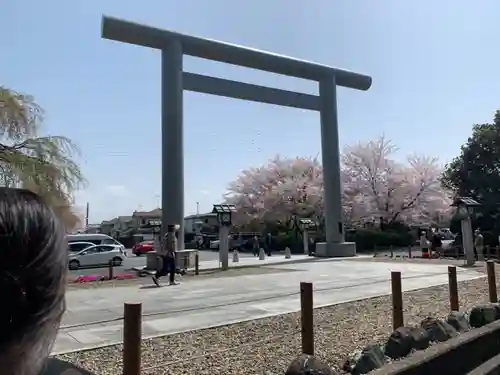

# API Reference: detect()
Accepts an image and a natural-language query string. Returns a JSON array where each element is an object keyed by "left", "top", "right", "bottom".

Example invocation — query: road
[
  {"left": 68, "top": 249, "right": 257, "bottom": 277},
  {"left": 68, "top": 241, "right": 455, "bottom": 277}
]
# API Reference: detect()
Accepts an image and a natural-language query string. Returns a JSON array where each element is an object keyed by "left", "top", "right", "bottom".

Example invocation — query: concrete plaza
[{"left": 54, "top": 258, "right": 485, "bottom": 354}]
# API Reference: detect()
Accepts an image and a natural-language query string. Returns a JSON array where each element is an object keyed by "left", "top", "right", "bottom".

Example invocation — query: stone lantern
[
  {"left": 212, "top": 204, "right": 236, "bottom": 270},
  {"left": 451, "top": 196, "right": 480, "bottom": 266},
  {"left": 298, "top": 218, "right": 314, "bottom": 255}
]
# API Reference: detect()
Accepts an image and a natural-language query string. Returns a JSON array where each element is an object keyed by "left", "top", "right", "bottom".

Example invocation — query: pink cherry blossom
[{"left": 225, "top": 137, "right": 452, "bottom": 227}]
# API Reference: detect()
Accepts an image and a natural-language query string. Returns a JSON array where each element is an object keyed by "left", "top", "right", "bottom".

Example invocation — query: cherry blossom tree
[
  {"left": 342, "top": 136, "right": 452, "bottom": 225},
  {"left": 225, "top": 137, "right": 451, "bottom": 228},
  {"left": 224, "top": 155, "right": 324, "bottom": 226}
]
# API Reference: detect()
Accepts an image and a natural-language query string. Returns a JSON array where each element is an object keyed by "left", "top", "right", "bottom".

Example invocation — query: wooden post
[
  {"left": 123, "top": 303, "right": 142, "bottom": 375},
  {"left": 448, "top": 266, "right": 459, "bottom": 311},
  {"left": 195, "top": 252, "right": 199, "bottom": 275},
  {"left": 487, "top": 261, "right": 498, "bottom": 303},
  {"left": 408, "top": 245, "right": 412, "bottom": 259},
  {"left": 108, "top": 260, "right": 114, "bottom": 280},
  {"left": 391, "top": 271, "right": 404, "bottom": 330},
  {"left": 300, "top": 282, "right": 314, "bottom": 355}
]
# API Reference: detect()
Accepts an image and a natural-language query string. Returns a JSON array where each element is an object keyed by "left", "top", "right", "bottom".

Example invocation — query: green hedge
[
  {"left": 346, "top": 229, "right": 414, "bottom": 252},
  {"left": 270, "top": 229, "right": 414, "bottom": 254}
]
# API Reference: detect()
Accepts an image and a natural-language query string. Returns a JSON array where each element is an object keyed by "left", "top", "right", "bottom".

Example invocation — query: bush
[
  {"left": 346, "top": 229, "right": 413, "bottom": 252},
  {"left": 271, "top": 228, "right": 414, "bottom": 254},
  {"left": 274, "top": 231, "right": 303, "bottom": 253}
]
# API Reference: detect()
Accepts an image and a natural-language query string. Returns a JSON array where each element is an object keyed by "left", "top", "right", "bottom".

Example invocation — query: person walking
[{"left": 153, "top": 224, "right": 179, "bottom": 286}]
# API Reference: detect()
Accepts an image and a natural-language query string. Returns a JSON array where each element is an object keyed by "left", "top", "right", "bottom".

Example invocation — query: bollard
[
  {"left": 284, "top": 247, "right": 291, "bottom": 259},
  {"left": 108, "top": 260, "right": 114, "bottom": 280},
  {"left": 232, "top": 249, "right": 239, "bottom": 263},
  {"left": 448, "top": 266, "right": 459, "bottom": 311},
  {"left": 391, "top": 271, "right": 404, "bottom": 330},
  {"left": 300, "top": 282, "right": 314, "bottom": 355},
  {"left": 390, "top": 245, "right": 394, "bottom": 258},
  {"left": 259, "top": 248, "right": 266, "bottom": 260},
  {"left": 487, "top": 261, "right": 498, "bottom": 303},
  {"left": 408, "top": 245, "right": 412, "bottom": 259},
  {"left": 123, "top": 302, "right": 142, "bottom": 375},
  {"left": 195, "top": 252, "right": 199, "bottom": 276}
]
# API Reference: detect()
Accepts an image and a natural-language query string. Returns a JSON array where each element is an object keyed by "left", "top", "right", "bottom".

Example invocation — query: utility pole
[
  {"left": 85, "top": 202, "right": 89, "bottom": 227},
  {"left": 196, "top": 201, "right": 199, "bottom": 215}
]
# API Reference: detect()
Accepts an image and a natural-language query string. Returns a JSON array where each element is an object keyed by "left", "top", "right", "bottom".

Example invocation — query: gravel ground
[{"left": 57, "top": 271, "right": 495, "bottom": 375}]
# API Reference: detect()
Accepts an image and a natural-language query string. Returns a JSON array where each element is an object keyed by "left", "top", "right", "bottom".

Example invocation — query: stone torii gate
[{"left": 101, "top": 16, "right": 372, "bottom": 256}]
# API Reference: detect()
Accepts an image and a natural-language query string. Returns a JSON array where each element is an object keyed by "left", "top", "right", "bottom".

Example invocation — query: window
[
  {"left": 96, "top": 245, "right": 115, "bottom": 253},
  {"left": 69, "top": 243, "right": 93, "bottom": 252},
  {"left": 102, "top": 238, "right": 117, "bottom": 245},
  {"left": 84, "top": 247, "right": 100, "bottom": 255}
]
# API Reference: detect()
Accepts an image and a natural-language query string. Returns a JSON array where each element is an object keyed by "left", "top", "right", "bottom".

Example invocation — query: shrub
[{"left": 346, "top": 229, "right": 413, "bottom": 252}]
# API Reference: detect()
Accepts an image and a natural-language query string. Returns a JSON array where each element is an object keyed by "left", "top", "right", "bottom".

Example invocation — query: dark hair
[{"left": 0, "top": 188, "right": 67, "bottom": 375}]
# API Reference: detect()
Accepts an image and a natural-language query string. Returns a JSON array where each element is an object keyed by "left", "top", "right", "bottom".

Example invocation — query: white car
[{"left": 68, "top": 244, "right": 126, "bottom": 270}]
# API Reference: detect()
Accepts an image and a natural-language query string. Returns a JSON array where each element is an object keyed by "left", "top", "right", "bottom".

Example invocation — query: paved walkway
[
  {"left": 53, "top": 258, "right": 485, "bottom": 354},
  {"left": 132, "top": 252, "right": 369, "bottom": 272}
]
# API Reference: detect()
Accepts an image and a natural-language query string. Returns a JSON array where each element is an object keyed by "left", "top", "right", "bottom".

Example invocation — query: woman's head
[{"left": 0, "top": 188, "right": 67, "bottom": 375}]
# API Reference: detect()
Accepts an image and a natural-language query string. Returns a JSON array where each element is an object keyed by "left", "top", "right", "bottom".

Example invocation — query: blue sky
[{"left": 2, "top": 0, "right": 499, "bottom": 223}]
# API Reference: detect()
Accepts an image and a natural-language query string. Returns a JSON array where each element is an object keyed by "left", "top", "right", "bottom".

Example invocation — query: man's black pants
[{"left": 157, "top": 255, "right": 176, "bottom": 283}]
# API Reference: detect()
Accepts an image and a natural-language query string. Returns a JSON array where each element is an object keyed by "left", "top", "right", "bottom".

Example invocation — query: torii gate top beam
[{"left": 101, "top": 16, "right": 372, "bottom": 91}]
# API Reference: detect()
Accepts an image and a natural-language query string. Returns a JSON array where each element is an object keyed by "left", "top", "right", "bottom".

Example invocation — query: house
[
  {"left": 100, "top": 220, "right": 115, "bottom": 236},
  {"left": 84, "top": 224, "right": 102, "bottom": 234},
  {"left": 132, "top": 208, "right": 162, "bottom": 228},
  {"left": 184, "top": 213, "right": 218, "bottom": 234},
  {"left": 99, "top": 209, "right": 219, "bottom": 241},
  {"left": 100, "top": 216, "right": 134, "bottom": 236}
]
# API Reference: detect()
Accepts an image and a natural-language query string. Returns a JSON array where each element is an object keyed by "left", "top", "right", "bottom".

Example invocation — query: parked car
[
  {"left": 132, "top": 241, "right": 155, "bottom": 256},
  {"left": 68, "top": 244, "right": 126, "bottom": 270},
  {"left": 231, "top": 234, "right": 258, "bottom": 252},
  {"left": 67, "top": 233, "right": 125, "bottom": 249},
  {"left": 209, "top": 235, "right": 256, "bottom": 251},
  {"left": 68, "top": 241, "right": 96, "bottom": 253},
  {"left": 209, "top": 239, "right": 220, "bottom": 250}
]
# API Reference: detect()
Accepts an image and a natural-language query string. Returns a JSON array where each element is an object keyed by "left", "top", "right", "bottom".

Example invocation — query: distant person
[
  {"left": 420, "top": 230, "right": 429, "bottom": 257},
  {"left": 252, "top": 235, "right": 259, "bottom": 256},
  {"left": 474, "top": 229, "right": 485, "bottom": 261},
  {"left": 152, "top": 224, "right": 179, "bottom": 286},
  {"left": 0, "top": 188, "right": 94, "bottom": 375},
  {"left": 265, "top": 232, "right": 273, "bottom": 256},
  {"left": 308, "top": 236, "right": 315, "bottom": 256},
  {"left": 431, "top": 231, "right": 443, "bottom": 257}
]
